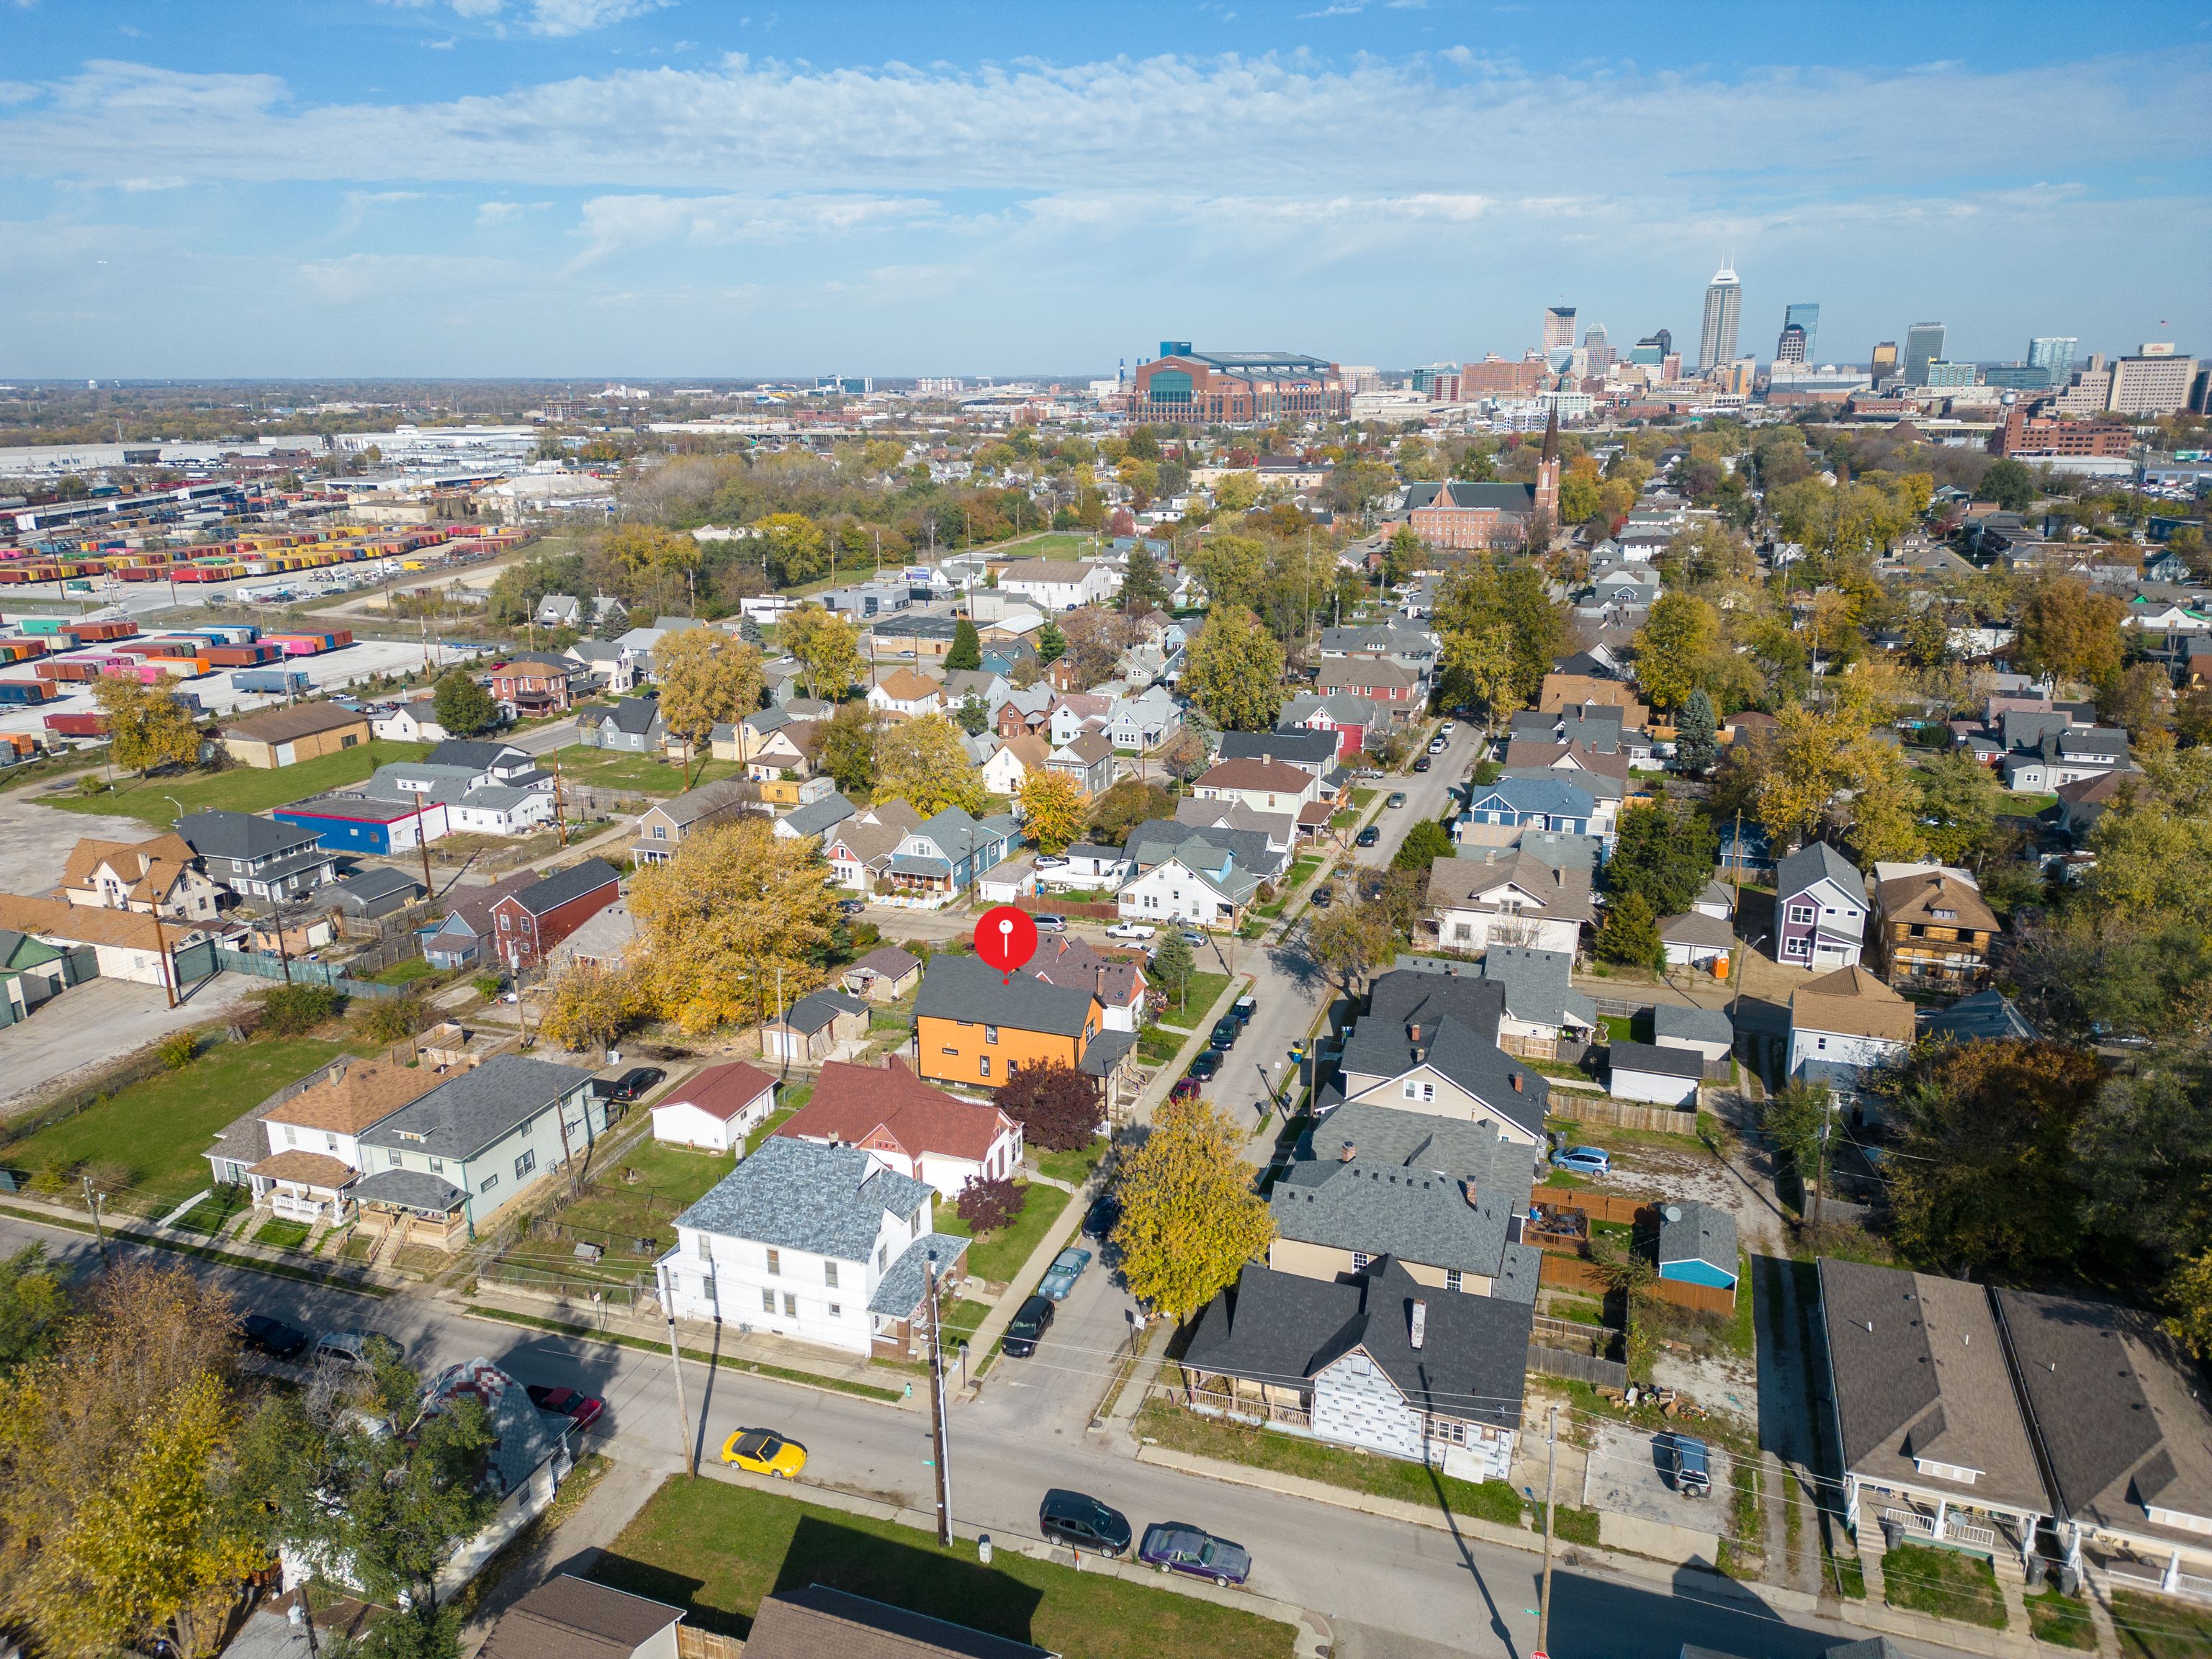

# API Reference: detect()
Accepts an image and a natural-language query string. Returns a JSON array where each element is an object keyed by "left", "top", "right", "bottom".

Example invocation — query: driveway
[
  {"left": 0, "top": 786, "right": 156, "bottom": 894},
  {"left": 0, "top": 972, "right": 266, "bottom": 1117}
]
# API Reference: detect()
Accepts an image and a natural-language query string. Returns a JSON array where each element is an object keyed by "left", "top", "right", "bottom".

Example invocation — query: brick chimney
[
  {"left": 1339, "top": 1141, "right": 1357, "bottom": 1163},
  {"left": 1410, "top": 1298, "right": 1428, "bottom": 1350}
]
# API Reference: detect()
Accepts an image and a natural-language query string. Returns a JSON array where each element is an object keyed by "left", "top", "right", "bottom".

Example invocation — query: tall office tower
[
  {"left": 1776, "top": 302, "right": 1819, "bottom": 364},
  {"left": 1630, "top": 328, "right": 1673, "bottom": 367},
  {"left": 1696, "top": 264, "right": 1742, "bottom": 374},
  {"left": 1583, "top": 323, "right": 1612, "bottom": 376},
  {"left": 1871, "top": 341, "right": 1899, "bottom": 380},
  {"left": 1543, "top": 307, "right": 1578, "bottom": 352},
  {"left": 2028, "top": 336, "right": 2077, "bottom": 388},
  {"left": 1903, "top": 322, "right": 1947, "bottom": 386}
]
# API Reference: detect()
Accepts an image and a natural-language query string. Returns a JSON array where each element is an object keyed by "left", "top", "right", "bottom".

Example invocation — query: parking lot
[{"left": 1579, "top": 1419, "right": 1727, "bottom": 1560}]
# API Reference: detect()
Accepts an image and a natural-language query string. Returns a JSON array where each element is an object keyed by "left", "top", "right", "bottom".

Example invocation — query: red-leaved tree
[
  {"left": 994, "top": 1061, "right": 1104, "bottom": 1152},
  {"left": 956, "top": 1174, "right": 1025, "bottom": 1233}
]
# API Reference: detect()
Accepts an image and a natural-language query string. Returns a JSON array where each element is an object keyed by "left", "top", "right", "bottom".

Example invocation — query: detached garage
[
  {"left": 1607, "top": 1040, "right": 1702, "bottom": 1107},
  {"left": 649, "top": 1061, "right": 778, "bottom": 1155}
]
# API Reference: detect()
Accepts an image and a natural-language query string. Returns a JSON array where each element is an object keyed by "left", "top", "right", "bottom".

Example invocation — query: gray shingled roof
[
  {"left": 1478, "top": 946, "right": 1596, "bottom": 1031},
  {"left": 780, "top": 988, "right": 866, "bottom": 1035},
  {"left": 1182, "top": 1257, "right": 1534, "bottom": 1429},
  {"left": 1658, "top": 1201, "right": 1736, "bottom": 1275},
  {"left": 1653, "top": 1002, "right": 1735, "bottom": 1048},
  {"left": 1339, "top": 969, "right": 1547, "bottom": 1139},
  {"left": 358, "top": 1055, "right": 595, "bottom": 1161},
  {"left": 915, "top": 953, "right": 1098, "bottom": 1038},
  {"left": 781, "top": 793, "right": 860, "bottom": 840},
  {"left": 1609, "top": 1041, "right": 1704, "bottom": 1081},
  {"left": 177, "top": 809, "right": 321, "bottom": 860},
  {"left": 508, "top": 858, "right": 620, "bottom": 917},
  {"left": 867, "top": 1233, "right": 971, "bottom": 1318},
  {"left": 676, "top": 1138, "right": 934, "bottom": 1262},
  {"left": 351, "top": 1167, "right": 469, "bottom": 1213},
  {"left": 1775, "top": 840, "right": 1866, "bottom": 906}
]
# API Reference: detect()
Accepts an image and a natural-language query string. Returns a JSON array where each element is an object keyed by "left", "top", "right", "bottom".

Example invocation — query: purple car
[{"left": 1138, "top": 1521, "right": 1251, "bottom": 1586}]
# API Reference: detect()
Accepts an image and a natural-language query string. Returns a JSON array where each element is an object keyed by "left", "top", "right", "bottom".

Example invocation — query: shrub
[
  {"left": 472, "top": 974, "right": 505, "bottom": 1001},
  {"left": 956, "top": 1175, "right": 1025, "bottom": 1234},
  {"left": 259, "top": 983, "right": 342, "bottom": 1036},
  {"left": 354, "top": 994, "right": 426, "bottom": 1045},
  {"left": 993, "top": 1061, "right": 1105, "bottom": 1152},
  {"left": 155, "top": 1030, "right": 199, "bottom": 1071}
]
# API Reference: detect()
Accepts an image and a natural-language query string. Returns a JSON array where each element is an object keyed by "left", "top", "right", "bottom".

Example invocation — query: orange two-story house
[{"left": 911, "top": 953, "right": 1140, "bottom": 1113}]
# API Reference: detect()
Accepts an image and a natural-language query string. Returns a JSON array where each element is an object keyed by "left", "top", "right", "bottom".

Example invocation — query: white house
[
  {"left": 1427, "top": 851, "right": 1591, "bottom": 960},
  {"left": 372, "top": 700, "right": 446, "bottom": 744},
  {"left": 657, "top": 1137, "right": 966, "bottom": 1362},
  {"left": 1105, "top": 687, "right": 1182, "bottom": 751},
  {"left": 1606, "top": 1042, "right": 1702, "bottom": 1107},
  {"left": 649, "top": 1060, "right": 778, "bottom": 1155},
  {"left": 769, "top": 1059, "right": 1022, "bottom": 1202},
  {"left": 866, "top": 668, "right": 947, "bottom": 720},
  {"left": 1786, "top": 965, "right": 1916, "bottom": 1093},
  {"left": 979, "top": 734, "right": 1048, "bottom": 796},
  {"left": 1117, "top": 854, "right": 1256, "bottom": 931},
  {"left": 229, "top": 1056, "right": 444, "bottom": 1226},
  {"left": 997, "top": 557, "right": 1116, "bottom": 611},
  {"left": 443, "top": 786, "right": 557, "bottom": 837},
  {"left": 1190, "top": 757, "right": 1324, "bottom": 814}
]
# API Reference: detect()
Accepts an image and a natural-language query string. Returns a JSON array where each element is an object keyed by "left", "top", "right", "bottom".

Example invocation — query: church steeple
[{"left": 1534, "top": 405, "right": 1562, "bottom": 534}]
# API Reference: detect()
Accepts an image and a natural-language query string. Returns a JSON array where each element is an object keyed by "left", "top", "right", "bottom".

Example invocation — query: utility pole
[
  {"left": 662, "top": 1283, "right": 697, "bottom": 1478},
  {"left": 1537, "top": 1403, "right": 1559, "bottom": 1657},
  {"left": 82, "top": 1175, "right": 108, "bottom": 1264},
  {"left": 775, "top": 965, "right": 786, "bottom": 1082},
  {"left": 413, "top": 792, "right": 436, "bottom": 894},
  {"left": 551, "top": 755, "right": 570, "bottom": 849},
  {"left": 927, "top": 1260, "right": 953, "bottom": 1546}
]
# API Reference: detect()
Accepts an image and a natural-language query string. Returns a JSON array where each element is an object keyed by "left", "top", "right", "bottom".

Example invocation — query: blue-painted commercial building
[{"left": 273, "top": 793, "right": 449, "bottom": 856}]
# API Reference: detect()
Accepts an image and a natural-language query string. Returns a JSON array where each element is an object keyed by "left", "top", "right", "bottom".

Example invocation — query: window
[
  {"left": 1429, "top": 1419, "right": 1467, "bottom": 1445},
  {"left": 783, "top": 1292, "right": 799, "bottom": 1318},
  {"left": 1351, "top": 1251, "right": 1372, "bottom": 1271},
  {"left": 1446, "top": 1269, "right": 1463, "bottom": 1292},
  {"left": 388, "top": 1149, "right": 403, "bottom": 1167},
  {"left": 766, "top": 1248, "right": 781, "bottom": 1276},
  {"left": 479, "top": 1172, "right": 498, "bottom": 1193},
  {"left": 878, "top": 1244, "right": 889, "bottom": 1270},
  {"left": 653, "top": 825, "right": 666, "bottom": 840},
  {"left": 824, "top": 1262, "right": 839, "bottom": 1288},
  {"left": 1817, "top": 1037, "right": 1828, "bottom": 1050},
  {"left": 326, "top": 1133, "right": 338, "bottom": 1153},
  {"left": 978, "top": 1056, "right": 991, "bottom": 1078},
  {"left": 514, "top": 1149, "right": 536, "bottom": 1180},
  {"left": 500, "top": 914, "right": 511, "bottom": 930},
  {"left": 1787, "top": 904, "right": 1815, "bottom": 925},
  {"left": 984, "top": 1025, "right": 999, "bottom": 1045},
  {"left": 828, "top": 1303, "right": 842, "bottom": 1319},
  {"left": 283, "top": 1125, "right": 298, "bottom": 1147},
  {"left": 762, "top": 1287, "right": 777, "bottom": 1313},
  {"left": 1784, "top": 936, "right": 1809, "bottom": 958}
]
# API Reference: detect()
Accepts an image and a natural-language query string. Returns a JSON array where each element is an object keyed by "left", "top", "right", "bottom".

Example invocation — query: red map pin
[{"left": 975, "top": 905, "right": 1040, "bottom": 982}]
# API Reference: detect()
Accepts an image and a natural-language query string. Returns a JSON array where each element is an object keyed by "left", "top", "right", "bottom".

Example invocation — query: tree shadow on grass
[{"left": 772, "top": 1514, "right": 1046, "bottom": 1647}]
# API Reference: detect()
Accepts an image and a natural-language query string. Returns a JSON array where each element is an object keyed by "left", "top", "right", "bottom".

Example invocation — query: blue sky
[{"left": 1, "top": 1, "right": 2208, "bottom": 379}]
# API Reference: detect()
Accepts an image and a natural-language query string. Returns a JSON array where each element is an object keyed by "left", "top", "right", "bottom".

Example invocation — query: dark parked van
[{"left": 1039, "top": 1488, "right": 1133, "bottom": 1557}]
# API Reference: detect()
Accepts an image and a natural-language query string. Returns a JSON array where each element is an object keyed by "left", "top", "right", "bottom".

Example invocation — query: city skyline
[{"left": 0, "top": 1, "right": 2208, "bottom": 377}]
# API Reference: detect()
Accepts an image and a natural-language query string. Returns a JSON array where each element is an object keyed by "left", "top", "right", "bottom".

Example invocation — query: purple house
[{"left": 1773, "top": 842, "right": 1869, "bottom": 971}]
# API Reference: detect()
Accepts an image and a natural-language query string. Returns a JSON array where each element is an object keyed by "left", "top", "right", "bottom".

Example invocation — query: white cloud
[
  {"left": 570, "top": 190, "right": 944, "bottom": 264},
  {"left": 336, "top": 188, "right": 426, "bottom": 235},
  {"left": 372, "top": 0, "right": 670, "bottom": 32},
  {"left": 475, "top": 199, "right": 525, "bottom": 225}
]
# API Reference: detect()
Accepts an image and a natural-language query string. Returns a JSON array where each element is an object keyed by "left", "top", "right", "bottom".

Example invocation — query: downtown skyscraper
[{"left": 1697, "top": 264, "right": 1742, "bottom": 374}]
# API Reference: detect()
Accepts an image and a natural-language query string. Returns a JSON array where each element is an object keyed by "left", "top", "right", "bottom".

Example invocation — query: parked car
[
  {"left": 1667, "top": 1433, "right": 1712, "bottom": 1498},
  {"left": 1210, "top": 1015, "right": 1240, "bottom": 1051},
  {"left": 1180, "top": 929, "right": 1207, "bottom": 946},
  {"left": 838, "top": 899, "right": 866, "bottom": 915},
  {"left": 1551, "top": 1145, "right": 1613, "bottom": 1177},
  {"left": 1439, "top": 721, "right": 1457, "bottom": 737},
  {"left": 1231, "top": 993, "right": 1258, "bottom": 1024},
  {"left": 1411, "top": 756, "right": 1431, "bottom": 773},
  {"left": 313, "top": 1331, "right": 400, "bottom": 1372},
  {"left": 1105, "top": 921, "right": 1156, "bottom": 940},
  {"left": 1310, "top": 885, "right": 1332, "bottom": 907},
  {"left": 1033, "top": 914, "right": 1067, "bottom": 932},
  {"left": 1428, "top": 737, "right": 1448, "bottom": 753},
  {"left": 1354, "top": 824, "right": 1380, "bottom": 848},
  {"left": 1138, "top": 1521, "right": 1252, "bottom": 1586},
  {"left": 1168, "top": 1076, "right": 1203, "bottom": 1104},
  {"left": 1040, "top": 1489, "right": 1133, "bottom": 1557},
  {"left": 1387, "top": 791, "right": 1408, "bottom": 808},
  {"left": 1003, "top": 1295, "right": 1056, "bottom": 1357},
  {"left": 526, "top": 1384, "right": 606, "bottom": 1433},
  {"left": 239, "top": 1313, "right": 310, "bottom": 1360},
  {"left": 1039, "top": 1246, "right": 1093, "bottom": 1301},
  {"left": 593, "top": 1066, "right": 665, "bottom": 1103},
  {"left": 1083, "top": 1193, "right": 1121, "bottom": 1238},
  {"left": 721, "top": 1426, "right": 807, "bottom": 1478},
  {"left": 1035, "top": 855, "right": 1069, "bottom": 868}
]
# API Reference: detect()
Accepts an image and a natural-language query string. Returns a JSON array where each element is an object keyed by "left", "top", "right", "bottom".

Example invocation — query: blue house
[
  {"left": 274, "top": 793, "right": 445, "bottom": 856},
  {"left": 1460, "top": 777, "right": 1594, "bottom": 836},
  {"left": 881, "top": 806, "right": 1020, "bottom": 902},
  {"left": 1657, "top": 1201, "right": 1738, "bottom": 1297}
]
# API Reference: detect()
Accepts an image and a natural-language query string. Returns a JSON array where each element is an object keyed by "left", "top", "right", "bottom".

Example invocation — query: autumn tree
[
  {"left": 2013, "top": 576, "right": 2125, "bottom": 688},
  {"left": 993, "top": 1061, "right": 1102, "bottom": 1152},
  {"left": 1439, "top": 621, "right": 1518, "bottom": 731},
  {"left": 0, "top": 1246, "right": 67, "bottom": 1370},
  {"left": 1057, "top": 607, "right": 1138, "bottom": 687},
  {"left": 1188, "top": 534, "right": 1267, "bottom": 613},
  {"left": 780, "top": 603, "right": 863, "bottom": 699},
  {"left": 539, "top": 961, "right": 645, "bottom": 1058},
  {"left": 813, "top": 701, "right": 884, "bottom": 794},
  {"left": 1017, "top": 768, "right": 1087, "bottom": 855},
  {"left": 875, "top": 714, "right": 986, "bottom": 816},
  {"left": 1632, "top": 593, "right": 1721, "bottom": 713},
  {"left": 1087, "top": 778, "right": 1175, "bottom": 847},
  {"left": 431, "top": 668, "right": 498, "bottom": 737},
  {"left": 92, "top": 673, "right": 200, "bottom": 775},
  {"left": 1110, "top": 1097, "right": 1275, "bottom": 1320},
  {"left": 756, "top": 511, "right": 830, "bottom": 588},
  {"left": 1308, "top": 903, "right": 1395, "bottom": 994},
  {"left": 1182, "top": 606, "right": 1285, "bottom": 732},
  {"left": 1608, "top": 798, "right": 1718, "bottom": 917},
  {"left": 1914, "top": 750, "right": 2008, "bottom": 868},
  {"left": 1431, "top": 557, "right": 1563, "bottom": 712},
  {"left": 628, "top": 817, "right": 840, "bottom": 1035},
  {"left": 655, "top": 628, "right": 764, "bottom": 784}
]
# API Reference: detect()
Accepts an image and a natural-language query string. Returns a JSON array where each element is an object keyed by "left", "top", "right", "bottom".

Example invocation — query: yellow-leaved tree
[
  {"left": 780, "top": 602, "right": 864, "bottom": 699},
  {"left": 92, "top": 672, "right": 202, "bottom": 776},
  {"left": 1016, "top": 768, "right": 1087, "bottom": 855},
  {"left": 539, "top": 960, "right": 647, "bottom": 1059},
  {"left": 627, "top": 817, "right": 840, "bottom": 1035},
  {"left": 655, "top": 627, "right": 763, "bottom": 784},
  {"left": 1111, "top": 1097, "right": 1276, "bottom": 1320},
  {"left": 875, "top": 713, "right": 986, "bottom": 817}
]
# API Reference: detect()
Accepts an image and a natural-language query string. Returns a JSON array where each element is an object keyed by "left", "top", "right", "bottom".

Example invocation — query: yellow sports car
[{"left": 721, "top": 1426, "right": 807, "bottom": 1478}]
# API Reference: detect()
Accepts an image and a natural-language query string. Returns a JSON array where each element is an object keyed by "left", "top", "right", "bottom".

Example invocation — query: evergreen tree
[
  {"left": 1118, "top": 544, "right": 1172, "bottom": 613},
  {"left": 1675, "top": 688, "right": 1720, "bottom": 774},
  {"left": 945, "top": 618, "right": 983, "bottom": 672},
  {"left": 1595, "top": 891, "right": 1663, "bottom": 970},
  {"left": 431, "top": 669, "right": 499, "bottom": 737},
  {"left": 1036, "top": 619, "right": 1067, "bottom": 665}
]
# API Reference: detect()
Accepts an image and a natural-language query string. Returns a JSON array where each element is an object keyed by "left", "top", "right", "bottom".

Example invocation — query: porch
[
  {"left": 246, "top": 1150, "right": 356, "bottom": 1226},
  {"left": 1851, "top": 1478, "right": 2036, "bottom": 1568},
  {"left": 351, "top": 1166, "right": 472, "bottom": 1254}
]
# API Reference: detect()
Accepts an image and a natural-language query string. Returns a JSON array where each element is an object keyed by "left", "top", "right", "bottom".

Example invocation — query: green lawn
[
  {"left": 933, "top": 1179, "right": 1071, "bottom": 1284},
  {"left": 373, "top": 956, "right": 441, "bottom": 986},
  {"left": 171, "top": 1185, "right": 253, "bottom": 1236},
  {"left": 1159, "top": 971, "right": 1231, "bottom": 1030},
  {"left": 253, "top": 1218, "right": 311, "bottom": 1251},
  {"left": 1134, "top": 1398, "right": 1527, "bottom": 1528},
  {"left": 2025, "top": 1587, "right": 2097, "bottom": 1650},
  {"left": 1034, "top": 1140, "right": 1106, "bottom": 1184},
  {"left": 549, "top": 742, "right": 745, "bottom": 795},
  {"left": 503, "top": 1138, "right": 737, "bottom": 1280},
  {"left": 53, "top": 741, "right": 433, "bottom": 827},
  {"left": 590, "top": 1473, "right": 1294, "bottom": 1658},
  {"left": 2113, "top": 1589, "right": 2212, "bottom": 1659},
  {"left": 1881, "top": 1541, "right": 2008, "bottom": 1629},
  {"left": 0, "top": 1035, "right": 358, "bottom": 1215},
  {"left": 1256, "top": 858, "right": 1323, "bottom": 919},
  {"left": 1137, "top": 1026, "right": 1187, "bottom": 1066}
]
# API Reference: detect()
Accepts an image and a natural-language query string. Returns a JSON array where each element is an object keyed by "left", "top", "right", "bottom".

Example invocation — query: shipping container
[
  {"left": 14, "top": 616, "right": 69, "bottom": 636},
  {"left": 204, "top": 644, "right": 279, "bottom": 667},
  {"left": 43, "top": 711, "right": 110, "bottom": 737},
  {"left": 230, "top": 667, "right": 313, "bottom": 695},
  {"left": 0, "top": 680, "right": 58, "bottom": 705}
]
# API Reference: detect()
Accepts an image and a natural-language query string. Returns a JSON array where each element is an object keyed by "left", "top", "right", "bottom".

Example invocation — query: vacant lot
[
  {"left": 547, "top": 742, "right": 744, "bottom": 796},
  {"left": 590, "top": 1474, "right": 1294, "bottom": 1658},
  {"left": 53, "top": 741, "right": 433, "bottom": 828},
  {"left": 500, "top": 1136, "right": 736, "bottom": 1285},
  {"left": 0, "top": 1034, "right": 358, "bottom": 1215},
  {"left": 934, "top": 1179, "right": 1070, "bottom": 1285}
]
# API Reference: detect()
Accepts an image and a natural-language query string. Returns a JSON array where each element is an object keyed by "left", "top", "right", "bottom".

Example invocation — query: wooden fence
[
  {"left": 676, "top": 1627, "right": 742, "bottom": 1659},
  {"left": 1016, "top": 895, "right": 1118, "bottom": 920},
  {"left": 1529, "top": 1344, "right": 1629, "bottom": 1391},
  {"left": 1548, "top": 1094, "right": 1701, "bottom": 1133},
  {"left": 1530, "top": 1184, "right": 1649, "bottom": 1226},
  {"left": 1537, "top": 1252, "right": 1737, "bottom": 1313}
]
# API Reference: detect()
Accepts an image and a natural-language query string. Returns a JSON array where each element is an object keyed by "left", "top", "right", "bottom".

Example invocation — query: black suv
[
  {"left": 593, "top": 1066, "right": 665, "bottom": 1103},
  {"left": 1040, "top": 1488, "right": 1133, "bottom": 1557},
  {"left": 1004, "top": 1295, "right": 1055, "bottom": 1357},
  {"left": 1210, "top": 1016, "right": 1239, "bottom": 1051}
]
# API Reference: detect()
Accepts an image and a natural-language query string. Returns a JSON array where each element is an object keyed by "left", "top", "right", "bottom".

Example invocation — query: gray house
[
  {"left": 352, "top": 1055, "right": 602, "bottom": 1252},
  {"left": 577, "top": 697, "right": 667, "bottom": 754},
  {"left": 177, "top": 811, "right": 343, "bottom": 902}
]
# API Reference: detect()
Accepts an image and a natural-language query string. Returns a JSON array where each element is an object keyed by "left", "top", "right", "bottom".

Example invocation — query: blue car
[
  {"left": 1138, "top": 1521, "right": 1251, "bottom": 1586},
  {"left": 1552, "top": 1145, "right": 1612, "bottom": 1178},
  {"left": 1038, "top": 1246, "right": 1092, "bottom": 1302}
]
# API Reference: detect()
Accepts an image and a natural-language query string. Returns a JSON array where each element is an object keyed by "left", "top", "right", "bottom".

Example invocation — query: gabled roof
[
  {"left": 1428, "top": 850, "right": 1593, "bottom": 923},
  {"left": 1182, "top": 1257, "right": 1534, "bottom": 1430},
  {"left": 479, "top": 1575, "right": 683, "bottom": 1659},
  {"left": 1658, "top": 1201, "right": 1736, "bottom": 1273},
  {"left": 1218, "top": 729, "right": 1339, "bottom": 770},
  {"left": 914, "top": 952, "right": 1099, "bottom": 1038},
  {"left": 776, "top": 1058, "right": 1016, "bottom": 1164},
  {"left": 1658, "top": 909, "right": 1737, "bottom": 950},
  {"left": 358, "top": 1054, "right": 596, "bottom": 1161},
  {"left": 874, "top": 667, "right": 943, "bottom": 703},
  {"left": 1053, "top": 731, "right": 1115, "bottom": 766},
  {"left": 1339, "top": 968, "right": 1547, "bottom": 1139},
  {"left": 658, "top": 1060, "right": 777, "bottom": 1123},
  {"left": 675, "top": 1137, "right": 935, "bottom": 1262},
  {"left": 781, "top": 793, "right": 861, "bottom": 840},
  {"left": 1775, "top": 840, "right": 1868, "bottom": 905},
  {"left": 1478, "top": 945, "right": 1596, "bottom": 1031},
  {"left": 775, "top": 987, "right": 867, "bottom": 1035},
  {"left": 500, "top": 858, "right": 620, "bottom": 918},
  {"left": 331, "top": 866, "right": 423, "bottom": 907},
  {"left": 428, "top": 870, "right": 538, "bottom": 938},
  {"left": 60, "top": 832, "right": 199, "bottom": 905},
  {"left": 219, "top": 702, "right": 369, "bottom": 743},
  {"left": 650, "top": 778, "right": 756, "bottom": 830},
  {"left": 1467, "top": 775, "right": 1597, "bottom": 817},
  {"left": 1653, "top": 1002, "right": 1735, "bottom": 1047},
  {"left": 743, "top": 1583, "right": 1044, "bottom": 1659},
  {"left": 847, "top": 944, "right": 922, "bottom": 982},
  {"left": 1875, "top": 871, "right": 2000, "bottom": 933},
  {"left": 426, "top": 739, "right": 528, "bottom": 771},
  {"left": 1023, "top": 934, "right": 1144, "bottom": 1008},
  {"left": 177, "top": 809, "right": 325, "bottom": 860},
  {"left": 1194, "top": 757, "right": 1314, "bottom": 794},
  {"left": 1922, "top": 988, "right": 2036, "bottom": 1044},
  {"left": 1609, "top": 1041, "right": 1703, "bottom": 1080},
  {"left": 266, "top": 1056, "right": 442, "bottom": 1135},
  {"left": 1791, "top": 966, "right": 1915, "bottom": 1043},
  {"left": 586, "top": 697, "right": 663, "bottom": 735}
]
